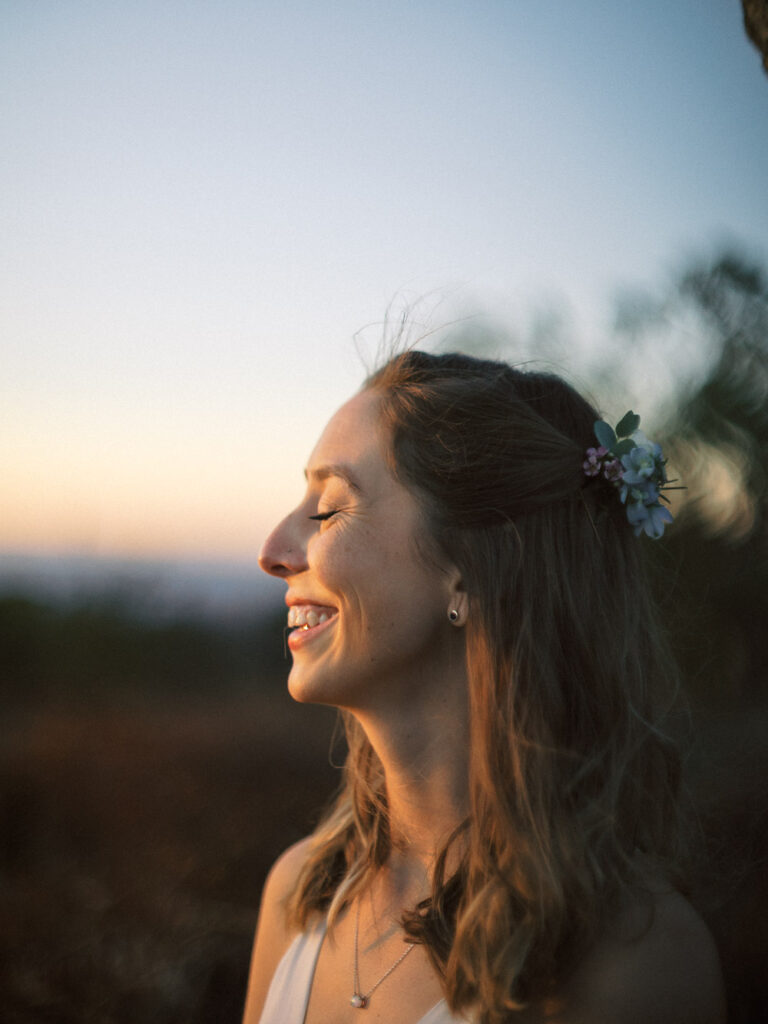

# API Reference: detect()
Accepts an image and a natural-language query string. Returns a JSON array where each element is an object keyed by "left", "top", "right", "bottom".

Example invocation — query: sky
[{"left": 2, "top": 0, "right": 767, "bottom": 566}]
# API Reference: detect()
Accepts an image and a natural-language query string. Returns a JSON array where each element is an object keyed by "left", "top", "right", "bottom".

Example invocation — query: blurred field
[
  {"left": 0, "top": 589, "right": 766, "bottom": 1023},
  {"left": 0, "top": 599, "right": 340, "bottom": 1024}
]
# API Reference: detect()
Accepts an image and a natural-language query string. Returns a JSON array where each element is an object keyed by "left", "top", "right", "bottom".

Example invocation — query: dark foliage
[{"left": 0, "top": 594, "right": 290, "bottom": 707}]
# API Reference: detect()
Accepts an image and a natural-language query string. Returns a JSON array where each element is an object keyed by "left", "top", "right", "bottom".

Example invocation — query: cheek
[
  {"left": 313, "top": 521, "right": 384, "bottom": 587},
  {"left": 313, "top": 521, "right": 442, "bottom": 628}
]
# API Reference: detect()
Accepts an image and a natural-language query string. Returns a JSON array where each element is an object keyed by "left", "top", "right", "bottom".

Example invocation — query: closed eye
[{"left": 308, "top": 510, "right": 339, "bottom": 522}]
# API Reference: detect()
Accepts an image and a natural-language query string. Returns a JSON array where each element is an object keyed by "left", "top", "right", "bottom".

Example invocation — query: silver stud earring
[{"left": 448, "top": 609, "right": 459, "bottom": 623}]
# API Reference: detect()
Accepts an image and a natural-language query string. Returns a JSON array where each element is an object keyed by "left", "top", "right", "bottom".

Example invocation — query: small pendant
[{"left": 350, "top": 993, "right": 368, "bottom": 1008}]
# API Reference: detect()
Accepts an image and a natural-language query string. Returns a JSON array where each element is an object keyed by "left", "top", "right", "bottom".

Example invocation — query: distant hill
[{"left": 0, "top": 551, "right": 285, "bottom": 623}]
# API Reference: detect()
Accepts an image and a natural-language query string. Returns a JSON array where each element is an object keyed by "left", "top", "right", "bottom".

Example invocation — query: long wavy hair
[{"left": 286, "top": 350, "right": 682, "bottom": 1022}]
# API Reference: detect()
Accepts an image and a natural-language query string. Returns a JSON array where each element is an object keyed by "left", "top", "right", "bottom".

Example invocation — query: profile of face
[{"left": 258, "top": 389, "right": 466, "bottom": 712}]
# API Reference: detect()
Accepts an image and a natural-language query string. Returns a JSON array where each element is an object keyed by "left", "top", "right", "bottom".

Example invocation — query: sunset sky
[{"left": 3, "top": 0, "right": 767, "bottom": 565}]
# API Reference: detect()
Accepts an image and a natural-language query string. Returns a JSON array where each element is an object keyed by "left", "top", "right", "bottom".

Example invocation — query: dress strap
[{"left": 258, "top": 917, "right": 327, "bottom": 1024}]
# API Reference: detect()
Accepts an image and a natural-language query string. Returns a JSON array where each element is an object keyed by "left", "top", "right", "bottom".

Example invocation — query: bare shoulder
[
  {"left": 262, "top": 835, "right": 315, "bottom": 908},
  {"left": 241, "top": 837, "right": 314, "bottom": 1024},
  {"left": 559, "top": 889, "right": 726, "bottom": 1024}
]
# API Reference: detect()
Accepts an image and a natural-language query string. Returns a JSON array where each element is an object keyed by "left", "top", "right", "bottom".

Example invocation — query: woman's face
[{"left": 258, "top": 389, "right": 462, "bottom": 710}]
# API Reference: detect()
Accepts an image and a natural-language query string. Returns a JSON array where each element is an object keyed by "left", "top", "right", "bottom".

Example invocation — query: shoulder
[
  {"left": 250, "top": 835, "right": 314, "bottom": 951},
  {"left": 558, "top": 889, "right": 726, "bottom": 1024},
  {"left": 242, "top": 837, "right": 314, "bottom": 1024},
  {"left": 263, "top": 836, "right": 315, "bottom": 908}
]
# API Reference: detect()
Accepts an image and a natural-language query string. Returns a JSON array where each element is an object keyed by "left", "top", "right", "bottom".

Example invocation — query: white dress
[{"left": 258, "top": 916, "right": 473, "bottom": 1023}]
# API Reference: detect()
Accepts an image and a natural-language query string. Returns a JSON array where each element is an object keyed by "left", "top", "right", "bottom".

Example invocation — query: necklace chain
[{"left": 350, "top": 897, "right": 416, "bottom": 1009}]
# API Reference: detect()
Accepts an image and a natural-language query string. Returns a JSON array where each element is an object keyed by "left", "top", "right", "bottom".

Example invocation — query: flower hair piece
[{"left": 583, "top": 411, "right": 675, "bottom": 539}]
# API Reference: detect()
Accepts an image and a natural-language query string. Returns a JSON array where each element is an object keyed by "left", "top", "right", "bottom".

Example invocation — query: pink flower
[
  {"left": 603, "top": 458, "right": 623, "bottom": 483},
  {"left": 583, "top": 445, "right": 608, "bottom": 477}
]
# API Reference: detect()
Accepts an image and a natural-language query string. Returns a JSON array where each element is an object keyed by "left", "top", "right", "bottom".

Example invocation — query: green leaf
[
  {"left": 613, "top": 438, "right": 636, "bottom": 456},
  {"left": 594, "top": 420, "right": 616, "bottom": 449},
  {"left": 615, "top": 411, "right": 640, "bottom": 437}
]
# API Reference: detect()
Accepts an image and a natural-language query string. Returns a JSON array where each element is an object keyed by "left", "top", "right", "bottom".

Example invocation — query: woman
[{"left": 243, "top": 350, "right": 725, "bottom": 1024}]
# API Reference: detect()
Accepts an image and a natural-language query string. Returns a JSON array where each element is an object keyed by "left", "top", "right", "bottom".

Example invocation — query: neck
[{"left": 348, "top": 665, "right": 470, "bottom": 890}]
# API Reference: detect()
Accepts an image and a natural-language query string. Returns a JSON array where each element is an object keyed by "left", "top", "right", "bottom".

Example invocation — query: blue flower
[
  {"left": 586, "top": 413, "right": 676, "bottom": 540},
  {"left": 620, "top": 444, "right": 661, "bottom": 483},
  {"left": 626, "top": 499, "right": 674, "bottom": 539},
  {"left": 620, "top": 479, "right": 660, "bottom": 506},
  {"left": 619, "top": 446, "right": 665, "bottom": 504}
]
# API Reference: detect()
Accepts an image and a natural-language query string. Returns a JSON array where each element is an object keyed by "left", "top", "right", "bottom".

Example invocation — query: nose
[{"left": 258, "top": 511, "right": 309, "bottom": 578}]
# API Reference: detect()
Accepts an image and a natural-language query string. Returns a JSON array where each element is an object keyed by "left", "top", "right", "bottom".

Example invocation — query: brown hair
[{"left": 287, "top": 350, "right": 681, "bottom": 1022}]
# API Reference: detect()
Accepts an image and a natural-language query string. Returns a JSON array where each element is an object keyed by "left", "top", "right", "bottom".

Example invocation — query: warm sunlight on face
[{"left": 258, "top": 390, "right": 462, "bottom": 711}]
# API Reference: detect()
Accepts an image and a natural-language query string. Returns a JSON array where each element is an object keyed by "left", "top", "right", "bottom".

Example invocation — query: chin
[
  {"left": 287, "top": 660, "right": 372, "bottom": 710},
  {"left": 287, "top": 665, "right": 341, "bottom": 706},
  {"left": 286, "top": 677, "right": 319, "bottom": 704}
]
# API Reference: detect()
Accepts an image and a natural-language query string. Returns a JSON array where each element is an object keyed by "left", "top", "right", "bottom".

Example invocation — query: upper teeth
[{"left": 288, "top": 606, "right": 333, "bottom": 629}]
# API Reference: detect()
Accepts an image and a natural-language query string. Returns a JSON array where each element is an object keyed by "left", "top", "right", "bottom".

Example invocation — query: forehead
[{"left": 306, "top": 389, "right": 390, "bottom": 485}]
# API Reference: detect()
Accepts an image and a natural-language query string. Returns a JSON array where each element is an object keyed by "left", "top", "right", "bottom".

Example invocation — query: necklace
[{"left": 350, "top": 897, "right": 416, "bottom": 1009}]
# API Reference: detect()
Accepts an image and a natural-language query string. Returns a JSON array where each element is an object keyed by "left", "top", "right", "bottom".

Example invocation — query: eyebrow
[{"left": 304, "top": 463, "right": 363, "bottom": 493}]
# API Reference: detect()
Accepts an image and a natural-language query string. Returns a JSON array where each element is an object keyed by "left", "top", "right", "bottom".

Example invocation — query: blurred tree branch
[
  {"left": 650, "top": 248, "right": 768, "bottom": 703},
  {"left": 743, "top": 0, "right": 768, "bottom": 75}
]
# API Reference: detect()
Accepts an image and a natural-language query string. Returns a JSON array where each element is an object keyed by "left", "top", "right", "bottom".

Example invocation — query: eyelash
[{"left": 308, "top": 509, "right": 339, "bottom": 522}]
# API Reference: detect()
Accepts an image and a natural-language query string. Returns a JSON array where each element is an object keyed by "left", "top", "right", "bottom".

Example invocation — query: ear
[{"left": 446, "top": 566, "right": 469, "bottom": 626}]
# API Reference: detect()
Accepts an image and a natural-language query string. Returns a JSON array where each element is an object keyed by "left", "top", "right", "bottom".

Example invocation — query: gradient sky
[{"left": 2, "top": 0, "right": 767, "bottom": 562}]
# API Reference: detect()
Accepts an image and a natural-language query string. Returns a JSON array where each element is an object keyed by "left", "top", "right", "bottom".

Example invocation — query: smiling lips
[{"left": 287, "top": 604, "right": 338, "bottom": 631}]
